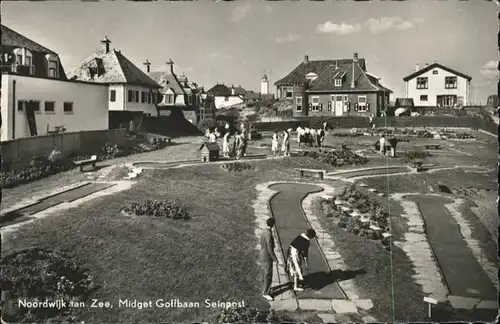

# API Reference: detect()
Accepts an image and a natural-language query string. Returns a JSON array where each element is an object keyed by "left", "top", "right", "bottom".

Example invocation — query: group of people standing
[
  {"left": 260, "top": 217, "right": 317, "bottom": 301},
  {"left": 204, "top": 122, "right": 249, "bottom": 160},
  {"left": 295, "top": 125, "right": 326, "bottom": 149}
]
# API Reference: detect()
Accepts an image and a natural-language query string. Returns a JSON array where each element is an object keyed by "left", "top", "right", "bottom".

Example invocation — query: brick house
[{"left": 275, "top": 53, "right": 392, "bottom": 117}]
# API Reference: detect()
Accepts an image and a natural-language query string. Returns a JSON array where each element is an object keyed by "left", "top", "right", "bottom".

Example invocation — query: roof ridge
[
  {"left": 110, "top": 50, "right": 129, "bottom": 83},
  {"left": 355, "top": 62, "right": 379, "bottom": 90},
  {"left": 2, "top": 24, "right": 57, "bottom": 54}
]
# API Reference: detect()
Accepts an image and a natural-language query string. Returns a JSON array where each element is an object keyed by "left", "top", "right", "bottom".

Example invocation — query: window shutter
[
  {"left": 328, "top": 101, "right": 332, "bottom": 111},
  {"left": 319, "top": 103, "right": 323, "bottom": 111},
  {"left": 367, "top": 103, "right": 370, "bottom": 111},
  {"left": 355, "top": 103, "right": 359, "bottom": 111},
  {"left": 309, "top": 103, "right": 312, "bottom": 110},
  {"left": 347, "top": 102, "right": 351, "bottom": 112}
]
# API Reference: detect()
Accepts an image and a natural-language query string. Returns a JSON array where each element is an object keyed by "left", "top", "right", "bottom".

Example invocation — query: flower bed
[
  {"left": 403, "top": 150, "right": 431, "bottom": 161},
  {"left": 1, "top": 248, "right": 93, "bottom": 323},
  {"left": 321, "top": 184, "right": 391, "bottom": 250},
  {"left": 215, "top": 305, "right": 290, "bottom": 323},
  {"left": 220, "top": 163, "right": 255, "bottom": 172},
  {"left": 435, "top": 129, "right": 474, "bottom": 140},
  {"left": 121, "top": 199, "right": 190, "bottom": 219},
  {"left": 298, "top": 148, "right": 369, "bottom": 167}
]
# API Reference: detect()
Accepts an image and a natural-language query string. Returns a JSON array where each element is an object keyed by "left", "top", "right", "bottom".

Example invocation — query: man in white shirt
[{"left": 379, "top": 135, "right": 386, "bottom": 155}]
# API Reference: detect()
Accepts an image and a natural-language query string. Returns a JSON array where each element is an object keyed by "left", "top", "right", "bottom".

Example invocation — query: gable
[{"left": 403, "top": 63, "right": 471, "bottom": 82}]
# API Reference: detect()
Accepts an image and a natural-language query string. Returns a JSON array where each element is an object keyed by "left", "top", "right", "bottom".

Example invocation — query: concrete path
[
  {"left": 268, "top": 183, "right": 346, "bottom": 300},
  {"left": 405, "top": 195, "right": 498, "bottom": 300}
]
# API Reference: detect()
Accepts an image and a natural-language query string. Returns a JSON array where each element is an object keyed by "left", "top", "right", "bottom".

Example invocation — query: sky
[{"left": 2, "top": 0, "right": 498, "bottom": 103}]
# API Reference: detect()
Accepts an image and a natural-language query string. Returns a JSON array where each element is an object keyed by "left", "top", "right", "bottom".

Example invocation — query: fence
[
  {"left": 252, "top": 116, "right": 498, "bottom": 135},
  {"left": 1, "top": 129, "right": 127, "bottom": 169}
]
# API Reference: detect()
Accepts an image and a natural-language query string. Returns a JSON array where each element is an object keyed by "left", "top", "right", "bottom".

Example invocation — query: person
[
  {"left": 282, "top": 129, "right": 291, "bottom": 157},
  {"left": 369, "top": 116, "right": 374, "bottom": 129},
  {"left": 260, "top": 218, "right": 279, "bottom": 301},
  {"left": 318, "top": 128, "right": 325, "bottom": 147},
  {"left": 286, "top": 229, "right": 316, "bottom": 291},
  {"left": 129, "top": 119, "right": 136, "bottom": 135},
  {"left": 222, "top": 131, "right": 231, "bottom": 158},
  {"left": 208, "top": 129, "right": 217, "bottom": 143},
  {"left": 271, "top": 130, "right": 279, "bottom": 157},
  {"left": 296, "top": 125, "right": 303, "bottom": 147},
  {"left": 310, "top": 128, "right": 317, "bottom": 147},
  {"left": 241, "top": 132, "right": 248, "bottom": 157},
  {"left": 379, "top": 135, "right": 386, "bottom": 155},
  {"left": 235, "top": 132, "right": 245, "bottom": 160},
  {"left": 205, "top": 128, "right": 211, "bottom": 140}
]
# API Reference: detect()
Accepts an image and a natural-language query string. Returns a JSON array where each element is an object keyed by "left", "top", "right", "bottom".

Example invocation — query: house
[
  {"left": 207, "top": 84, "right": 246, "bottom": 109},
  {"left": 403, "top": 62, "right": 471, "bottom": 108},
  {"left": 274, "top": 53, "right": 392, "bottom": 117},
  {"left": 68, "top": 37, "right": 161, "bottom": 117},
  {"left": 0, "top": 25, "right": 109, "bottom": 141}
]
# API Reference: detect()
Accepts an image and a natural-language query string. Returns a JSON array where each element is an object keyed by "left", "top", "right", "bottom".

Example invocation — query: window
[
  {"left": 15, "top": 54, "right": 22, "bottom": 65},
  {"left": 141, "top": 91, "right": 146, "bottom": 103},
  {"left": 420, "top": 95, "right": 428, "bottom": 101},
  {"left": 188, "top": 95, "right": 192, "bottom": 105},
  {"left": 135, "top": 91, "right": 139, "bottom": 103},
  {"left": 334, "top": 78, "right": 342, "bottom": 87},
  {"left": 445, "top": 76, "right": 457, "bottom": 89},
  {"left": 48, "top": 60, "right": 58, "bottom": 78},
  {"left": 31, "top": 101, "right": 41, "bottom": 113},
  {"left": 110, "top": 90, "right": 116, "bottom": 102},
  {"left": 433, "top": 70, "right": 438, "bottom": 75},
  {"left": 17, "top": 100, "right": 24, "bottom": 112},
  {"left": 311, "top": 96, "right": 320, "bottom": 111},
  {"left": 357, "top": 96, "right": 367, "bottom": 112},
  {"left": 416, "top": 77, "right": 428, "bottom": 89},
  {"left": 128, "top": 90, "right": 133, "bottom": 102},
  {"left": 344, "top": 95, "right": 348, "bottom": 102},
  {"left": 63, "top": 102, "right": 73, "bottom": 113},
  {"left": 296, "top": 96, "right": 302, "bottom": 111},
  {"left": 224, "top": 96, "right": 229, "bottom": 102},
  {"left": 25, "top": 56, "right": 32, "bottom": 67},
  {"left": 44, "top": 101, "right": 55, "bottom": 113},
  {"left": 286, "top": 90, "right": 293, "bottom": 99},
  {"left": 165, "top": 94, "right": 174, "bottom": 104}
]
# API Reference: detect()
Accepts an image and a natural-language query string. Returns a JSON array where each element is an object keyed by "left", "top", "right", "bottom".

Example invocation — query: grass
[{"left": 1, "top": 158, "right": 331, "bottom": 323}]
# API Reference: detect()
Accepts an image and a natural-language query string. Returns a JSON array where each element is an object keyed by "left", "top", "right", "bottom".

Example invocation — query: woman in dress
[
  {"left": 222, "top": 131, "right": 231, "bottom": 158},
  {"left": 285, "top": 229, "right": 316, "bottom": 291},
  {"left": 271, "top": 130, "right": 279, "bottom": 156},
  {"left": 235, "top": 132, "right": 244, "bottom": 160},
  {"left": 281, "top": 128, "right": 291, "bottom": 157}
]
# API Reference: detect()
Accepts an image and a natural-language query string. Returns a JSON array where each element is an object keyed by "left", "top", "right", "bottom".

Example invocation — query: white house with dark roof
[
  {"left": 206, "top": 84, "right": 247, "bottom": 109},
  {"left": 68, "top": 37, "right": 161, "bottom": 116},
  {"left": 403, "top": 62, "right": 471, "bottom": 108},
  {"left": 274, "top": 53, "right": 392, "bottom": 117},
  {"left": 0, "top": 25, "right": 109, "bottom": 141}
]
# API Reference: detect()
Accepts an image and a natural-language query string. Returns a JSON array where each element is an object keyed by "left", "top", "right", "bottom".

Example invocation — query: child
[
  {"left": 271, "top": 130, "right": 279, "bottom": 156},
  {"left": 286, "top": 229, "right": 317, "bottom": 291}
]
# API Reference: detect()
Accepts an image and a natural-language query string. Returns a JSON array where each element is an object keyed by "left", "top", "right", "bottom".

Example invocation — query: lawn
[{"left": 1, "top": 158, "right": 331, "bottom": 323}]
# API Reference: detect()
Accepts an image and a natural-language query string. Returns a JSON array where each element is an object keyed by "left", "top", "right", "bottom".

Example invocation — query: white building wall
[
  {"left": 405, "top": 67, "right": 470, "bottom": 107},
  {"left": 108, "top": 84, "right": 125, "bottom": 111},
  {"left": 122, "top": 85, "right": 158, "bottom": 116},
  {"left": 214, "top": 95, "right": 244, "bottom": 109},
  {"left": 1, "top": 74, "right": 109, "bottom": 141}
]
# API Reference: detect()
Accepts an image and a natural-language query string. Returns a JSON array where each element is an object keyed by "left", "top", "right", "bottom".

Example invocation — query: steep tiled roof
[
  {"left": 308, "top": 62, "right": 392, "bottom": 93},
  {"left": 1, "top": 24, "right": 56, "bottom": 54},
  {"left": 233, "top": 85, "right": 246, "bottom": 95},
  {"left": 275, "top": 58, "right": 366, "bottom": 86},
  {"left": 69, "top": 48, "right": 160, "bottom": 88},
  {"left": 403, "top": 62, "right": 472, "bottom": 81},
  {"left": 207, "top": 84, "right": 232, "bottom": 96}
]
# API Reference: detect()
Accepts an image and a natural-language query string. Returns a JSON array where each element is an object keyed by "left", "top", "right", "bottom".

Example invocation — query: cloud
[
  {"left": 276, "top": 34, "right": 302, "bottom": 43},
  {"left": 316, "top": 22, "right": 362, "bottom": 35},
  {"left": 317, "top": 16, "right": 425, "bottom": 35},
  {"left": 231, "top": 3, "right": 252, "bottom": 22},
  {"left": 480, "top": 60, "right": 498, "bottom": 79}
]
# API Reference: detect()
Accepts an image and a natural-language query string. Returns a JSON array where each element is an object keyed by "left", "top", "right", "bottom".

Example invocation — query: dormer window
[
  {"left": 12, "top": 48, "right": 34, "bottom": 75},
  {"left": 335, "top": 78, "right": 342, "bottom": 87},
  {"left": 45, "top": 54, "right": 59, "bottom": 78}
]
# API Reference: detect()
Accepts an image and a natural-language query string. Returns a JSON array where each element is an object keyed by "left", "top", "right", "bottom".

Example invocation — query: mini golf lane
[
  {"left": 333, "top": 166, "right": 410, "bottom": 179},
  {"left": 268, "top": 183, "right": 347, "bottom": 300},
  {"left": 0, "top": 182, "right": 116, "bottom": 228},
  {"left": 405, "top": 195, "right": 498, "bottom": 300}
]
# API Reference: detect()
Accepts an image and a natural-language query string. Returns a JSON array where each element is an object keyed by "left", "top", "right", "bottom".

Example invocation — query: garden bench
[
  {"left": 74, "top": 155, "right": 98, "bottom": 172},
  {"left": 424, "top": 144, "right": 441, "bottom": 150},
  {"left": 295, "top": 168, "right": 326, "bottom": 180}
]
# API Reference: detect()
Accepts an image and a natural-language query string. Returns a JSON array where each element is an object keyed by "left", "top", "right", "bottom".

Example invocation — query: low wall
[
  {"left": 252, "top": 116, "right": 498, "bottom": 135},
  {"left": 1, "top": 129, "right": 127, "bottom": 169}
]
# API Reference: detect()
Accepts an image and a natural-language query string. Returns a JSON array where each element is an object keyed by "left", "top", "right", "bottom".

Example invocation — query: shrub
[
  {"left": 215, "top": 305, "right": 291, "bottom": 324},
  {"left": 220, "top": 163, "right": 255, "bottom": 172},
  {"left": 1, "top": 248, "right": 93, "bottom": 323},
  {"left": 403, "top": 150, "right": 431, "bottom": 162},
  {"left": 198, "top": 117, "right": 227, "bottom": 133},
  {"left": 122, "top": 199, "right": 189, "bottom": 219},
  {"left": 299, "top": 148, "right": 368, "bottom": 167}
]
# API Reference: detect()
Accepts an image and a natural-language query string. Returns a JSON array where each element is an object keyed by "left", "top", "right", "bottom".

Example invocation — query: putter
[{"left": 275, "top": 261, "right": 283, "bottom": 300}]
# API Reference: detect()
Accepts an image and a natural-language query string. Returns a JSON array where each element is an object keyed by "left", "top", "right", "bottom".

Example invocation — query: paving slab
[
  {"left": 354, "top": 299, "right": 374, "bottom": 310},
  {"left": 299, "top": 299, "right": 333, "bottom": 311},
  {"left": 268, "top": 183, "right": 346, "bottom": 300},
  {"left": 406, "top": 195, "right": 498, "bottom": 300},
  {"left": 330, "top": 299, "right": 358, "bottom": 314},
  {"left": 361, "top": 315, "right": 378, "bottom": 323},
  {"left": 447, "top": 295, "right": 480, "bottom": 310},
  {"left": 475, "top": 300, "right": 498, "bottom": 309},
  {"left": 269, "top": 299, "right": 298, "bottom": 311},
  {"left": 317, "top": 313, "right": 338, "bottom": 323}
]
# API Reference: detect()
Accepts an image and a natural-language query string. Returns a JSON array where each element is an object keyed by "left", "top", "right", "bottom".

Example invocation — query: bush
[
  {"left": 403, "top": 150, "right": 431, "bottom": 161},
  {"left": 122, "top": 199, "right": 190, "bottom": 219},
  {"left": 299, "top": 148, "right": 369, "bottom": 167},
  {"left": 1, "top": 248, "right": 93, "bottom": 323},
  {"left": 215, "top": 305, "right": 291, "bottom": 324}
]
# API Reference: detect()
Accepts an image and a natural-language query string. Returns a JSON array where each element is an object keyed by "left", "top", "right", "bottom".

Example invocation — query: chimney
[
  {"left": 415, "top": 63, "right": 420, "bottom": 72},
  {"left": 334, "top": 60, "right": 338, "bottom": 69},
  {"left": 304, "top": 55, "right": 309, "bottom": 64},
  {"left": 101, "top": 36, "right": 111, "bottom": 54},
  {"left": 424, "top": 63, "right": 429, "bottom": 68},
  {"left": 231, "top": 85, "right": 235, "bottom": 95},
  {"left": 143, "top": 59, "right": 151, "bottom": 73},
  {"left": 166, "top": 59, "right": 174, "bottom": 74},
  {"left": 353, "top": 52, "right": 358, "bottom": 62}
]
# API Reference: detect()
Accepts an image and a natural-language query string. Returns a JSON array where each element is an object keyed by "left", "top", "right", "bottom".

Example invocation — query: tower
[{"left": 261, "top": 74, "right": 269, "bottom": 95}]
